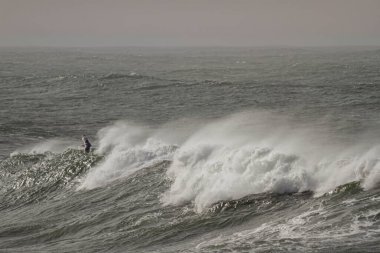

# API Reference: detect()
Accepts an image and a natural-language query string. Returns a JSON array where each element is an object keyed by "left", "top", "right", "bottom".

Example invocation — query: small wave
[
  {"left": 46, "top": 76, "right": 66, "bottom": 83},
  {"left": 99, "top": 72, "right": 144, "bottom": 80},
  {"left": 208, "top": 191, "right": 313, "bottom": 213},
  {"left": 328, "top": 181, "right": 363, "bottom": 195},
  {"left": 196, "top": 193, "right": 380, "bottom": 252}
]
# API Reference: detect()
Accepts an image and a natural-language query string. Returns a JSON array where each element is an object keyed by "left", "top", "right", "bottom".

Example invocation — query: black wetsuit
[{"left": 84, "top": 139, "right": 92, "bottom": 153}]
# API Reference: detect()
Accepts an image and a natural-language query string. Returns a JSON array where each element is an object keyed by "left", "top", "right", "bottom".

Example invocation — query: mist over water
[
  {"left": 1, "top": 47, "right": 380, "bottom": 252},
  {"left": 1, "top": 1, "right": 380, "bottom": 47}
]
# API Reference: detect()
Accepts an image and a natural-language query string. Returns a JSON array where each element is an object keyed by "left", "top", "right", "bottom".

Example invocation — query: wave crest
[
  {"left": 162, "top": 144, "right": 314, "bottom": 212},
  {"left": 160, "top": 113, "right": 380, "bottom": 211}
]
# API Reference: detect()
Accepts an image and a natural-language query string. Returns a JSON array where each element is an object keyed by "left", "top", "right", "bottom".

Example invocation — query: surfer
[{"left": 82, "top": 135, "right": 92, "bottom": 153}]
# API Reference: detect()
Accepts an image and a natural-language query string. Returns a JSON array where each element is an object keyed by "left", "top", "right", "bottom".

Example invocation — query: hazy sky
[{"left": 1, "top": 0, "right": 380, "bottom": 47}]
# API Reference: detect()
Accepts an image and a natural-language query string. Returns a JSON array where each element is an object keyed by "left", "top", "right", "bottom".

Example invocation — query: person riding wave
[{"left": 82, "top": 135, "right": 92, "bottom": 153}]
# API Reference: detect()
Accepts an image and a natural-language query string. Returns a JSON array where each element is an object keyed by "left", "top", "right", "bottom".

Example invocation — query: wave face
[
  {"left": 1, "top": 47, "right": 380, "bottom": 252},
  {"left": 0, "top": 149, "right": 102, "bottom": 207}
]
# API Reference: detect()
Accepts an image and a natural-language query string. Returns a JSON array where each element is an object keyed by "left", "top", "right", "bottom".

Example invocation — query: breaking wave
[
  {"left": 160, "top": 112, "right": 380, "bottom": 211},
  {"left": 78, "top": 121, "right": 177, "bottom": 190},
  {"left": 1, "top": 112, "right": 379, "bottom": 253},
  {"left": 5, "top": 112, "right": 380, "bottom": 212}
]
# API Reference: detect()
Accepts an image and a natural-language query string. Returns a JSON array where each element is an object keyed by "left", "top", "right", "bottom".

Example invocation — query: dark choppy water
[{"left": 0, "top": 47, "right": 380, "bottom": 252}]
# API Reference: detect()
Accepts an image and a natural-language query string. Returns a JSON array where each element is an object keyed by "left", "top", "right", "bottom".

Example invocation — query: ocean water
[{"left": 0, "top": 47, "right": 380, "bottom": 252}]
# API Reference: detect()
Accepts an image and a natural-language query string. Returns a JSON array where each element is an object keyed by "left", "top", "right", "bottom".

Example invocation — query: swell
[{"left": 0, "top": 149, "right": 103, "bottom": 208}]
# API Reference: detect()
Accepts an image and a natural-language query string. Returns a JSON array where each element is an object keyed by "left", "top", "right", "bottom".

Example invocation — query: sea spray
[
  {"left": 160, "top": 113, "right": 380, "bottom": 211},
  {"left": 11, "top": 138, "right": 77, "bottom": 156},
  {"left": 78, "top": 121, "right": 177, "bottom": 190},
  {"left": 29, "top": 113, "right": 377, "bottom": 212}
]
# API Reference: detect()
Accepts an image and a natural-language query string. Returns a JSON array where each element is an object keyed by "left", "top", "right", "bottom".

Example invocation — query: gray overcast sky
[{"left": 1, "top": 0, "right": 380, "bottom": 47}]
